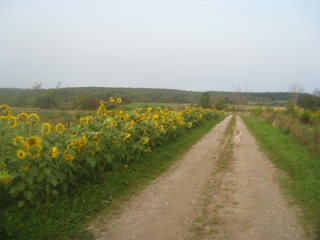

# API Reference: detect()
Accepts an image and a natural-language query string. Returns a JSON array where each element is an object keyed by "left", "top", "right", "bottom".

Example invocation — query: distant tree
[
  {"left": 289, "top": 83, "right": 304, "bottom": 105},
  {"left": 234, "top": 85, "right": 248, "bottom": 112},
  {"left": 285, "top": 100, "right": 296, "bottom": 114},
  {"left": 313, "top": 88, "right": 320, "bottom": 97},
  {"left": 214, "top": 97, "right": 226, "bottom": 110},
  {"left": 32, "top": 83, "right": 43, "bottom": 90},
  {"left": 74, "top": 94, "right": 99, "bottom": 110},
  {"left": 34, "top": 95, "right": 53, "bottom": 109},
  {"left": 297, "top": 94, "right": 316, "bottom": 110},
  {"left": 199, "top": 92, "right": 211, "bottom": 108}
]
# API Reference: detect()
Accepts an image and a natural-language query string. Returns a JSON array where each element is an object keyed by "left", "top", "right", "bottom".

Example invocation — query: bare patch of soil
[{"left": 89, "top": 115, "right": 308, "bottom": 240}]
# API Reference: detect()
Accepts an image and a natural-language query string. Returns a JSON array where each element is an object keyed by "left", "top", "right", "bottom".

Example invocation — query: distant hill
[{"left": 0, "top": 87, "right": 295, "bottom": 109}]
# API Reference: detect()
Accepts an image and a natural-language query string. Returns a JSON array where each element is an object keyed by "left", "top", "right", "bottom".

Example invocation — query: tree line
[{"left": 0, "top": 86, "right": 319, "bottom": 111}]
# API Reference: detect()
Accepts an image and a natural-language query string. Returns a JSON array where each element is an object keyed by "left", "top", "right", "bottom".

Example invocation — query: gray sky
[{"left": 1, "top": 0, "right": 319, "bottom": 93}]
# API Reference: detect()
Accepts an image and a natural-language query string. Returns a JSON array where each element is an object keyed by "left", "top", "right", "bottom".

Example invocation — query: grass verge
[
  {"left": 242, "top": 115, "right": 320, "bottom": 239},
  {"left": 0, "top": 115, "right": 227, "bottom": 240}
]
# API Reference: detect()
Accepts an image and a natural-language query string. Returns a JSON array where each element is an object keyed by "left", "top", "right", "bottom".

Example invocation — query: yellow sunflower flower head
[
  {"left": 123, "top": 133, "right": 131, "bottom": 140},
  {"left": 80, "top": 117, "right": 89, "bottom": 124},
  {"left": 41, "top": 122, "right": 51, "bottom": 134},
  {"left": 17, "top": 149, "right": 27, "bottom": 159},
  {"left": 64, "top": 152, "right": 75, "bottom": 161},
  {"left": 55, "top": 123, "right": 66, "bottom": 134},
  {"left": 17, "top": 112, "right": 28, "bottom": 122},
  {"left": 8, "top": 116, "right": 18, "bottom": 128},
  {"left": 0, "top": 105, "right": 11, "bottom": 119},
  {"left": 142, "top": 137, "right": 150, "bottom": 145},
  {"left": 117, "top": 98, "right": 122, "bottom": 104},
  {"left": 147, "top": 107, "right": 152, "bottom": 113},
  {"left": 28, "top": 113, "right": 40, "bottom": 126},
  {"left": 13, "top": 136, "right": 24, "bottom": 146},
  {"left": 25, "top": 136, "right": 42, "bottom": 149},
  {"left": 52, "top": 146, "right": 59, "bottom": 159},
  {"left": 109, "top": 97, "right": 115, "bottom": 103}
]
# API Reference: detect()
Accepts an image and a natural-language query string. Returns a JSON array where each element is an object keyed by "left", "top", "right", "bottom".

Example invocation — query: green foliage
[
  {"left": 285, "top": 100, "right": 296, "bottom": 114},
  {"left": 214, "top": 97, "right": 226, "bottom": 110},
  {"left": 0, "top": 111, "right": 225, "bottom": 240},
  {"left": 0, "top": 87, "right": 297, "bottom": 110},
  {"left": 199, "top": 92, "right": 211, "bottom": 108},
  {"left": 0, "top": 100, "right": 222, "bottom": 211},
  {"left": 247, "top": 106, "right": 320, "bottom": 155},
  {"left": 73, "top": 94, "right": 99, "bottom": 110},
  {"left": 33, "top": 95, "right": 59, "bottom": 109},
  {"left": 298, "top": 94, "right": 319, "bottom": 111}
]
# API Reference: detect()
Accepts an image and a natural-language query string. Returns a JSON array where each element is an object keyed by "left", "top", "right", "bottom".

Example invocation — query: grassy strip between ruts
[
  {"left": 241, "top": 115, "right": 320, "bottom": 239},
  {"left": 190, "top": 115, "right": 235, "bottom": 239},
  {"left": 0, "top": 115, "right": 227, "bottom": 240}
]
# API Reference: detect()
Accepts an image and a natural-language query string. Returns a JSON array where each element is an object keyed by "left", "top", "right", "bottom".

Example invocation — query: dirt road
[{"left": 90, "top": 115, "right": 307, "bottom": 240}]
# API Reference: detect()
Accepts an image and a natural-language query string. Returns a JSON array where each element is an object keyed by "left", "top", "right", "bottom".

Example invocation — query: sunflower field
[{"left": 0, "top": 99, "right": 221, "bottom": 207}]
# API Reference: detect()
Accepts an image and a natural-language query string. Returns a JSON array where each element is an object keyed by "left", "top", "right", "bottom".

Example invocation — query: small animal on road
[{"left": 235, "top": 130, "right": 242, "bottom": 147}]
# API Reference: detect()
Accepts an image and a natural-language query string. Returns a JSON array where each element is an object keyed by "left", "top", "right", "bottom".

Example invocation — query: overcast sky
[{"left": 1, "top": 0, "right": 319, "bottom": 93}]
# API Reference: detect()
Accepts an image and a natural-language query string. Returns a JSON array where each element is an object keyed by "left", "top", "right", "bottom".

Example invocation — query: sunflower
[
  {"left": 117, "top": 98, "right": 122, "bottom": 104},
  {"left": 71, "top": 139, "right": 79, "bottom": 148},
  {"left": 28, "top": 113, "right": 40, "bottom": 126},
  {"left": 64, "top": 153, "right": 75, "bottom": 161},
  {"left": 126, "top": 120, "right": 134, "bottom": 130},
  {"left": 123, "top": 133, "right": 131, "bottom": 140},
  {"left": 23, "top": 166, "right": 29, "bottom": 172},
  {"left": 51, "top": 146, "right": 59, "bottom": 159},
  {"left": 0, "top": 110, "right": 11, "bottom": 119},
  {"left": 142, "top": 137, "right": 150, "bottom": 145},
  {"left": 121, "top": 113, "right": 129, "bottom": 121},
  {"left": 187, "top": 122, "right": 193, "bottom": 128},
  {"left": 153, "top": 120, "right": 159, "bottom": 128},
  {"left": 147, "top": 107, "right": 152, "bottom": 113},
  {"left": 25, "top": 136, "right": 42, "bottom": 149},
  {"left": 8, "top": 116, "right": 18, "bottom": 128},
  {"left": 97, "top": 106, "right": 107, "bottom": 116},
  {"left": 13, "top": 136, "right": 24, "bottom": 146},
  {"left": 1, "top": 162, "right": 6, "bottom": 167},
  {"left": 41, "top": 122, "right": 51, "bottom": 134},
  {"left": 110, "top": 121, "right": 118, "bottom": 127},
  {"left": 80, "top": 117, "right": 89, "bottom": 124},
  {"left": 17, "top": 112, "right": 28, "bottom": 122},
  {"left": 55, "top": 123, "right": 66, "bottom": 134},
  {"left": 159, "top": 125, "right": 165, "bottom": 133},
  {"left": 99, "top": 100, "right": 105, "bottom": 106},
  {"left": 0, "top": 105, "right": 11, "bottom": 119},
  {"left": 116, "top": 111, "right": 123, "bottom": 118},
  {"left": 17, "top": 150, "right": 27, "bottom": 159},
  {"left": 185, "top": 108, "right": 191, "bottom": 114},
  {"left": 109, "top": 97, "right": 115, "bottom": 103}
]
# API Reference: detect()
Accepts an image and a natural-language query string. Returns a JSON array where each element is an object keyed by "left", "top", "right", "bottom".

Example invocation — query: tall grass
[
  {"left": 242, "top": 115, "right": 320, "bottom": 238},
  {"left": 248, "top": 107, "right": 320, "bottom": 155},
  {"left": 0, "top": 114, "right": 226, "bottom": 240}
]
